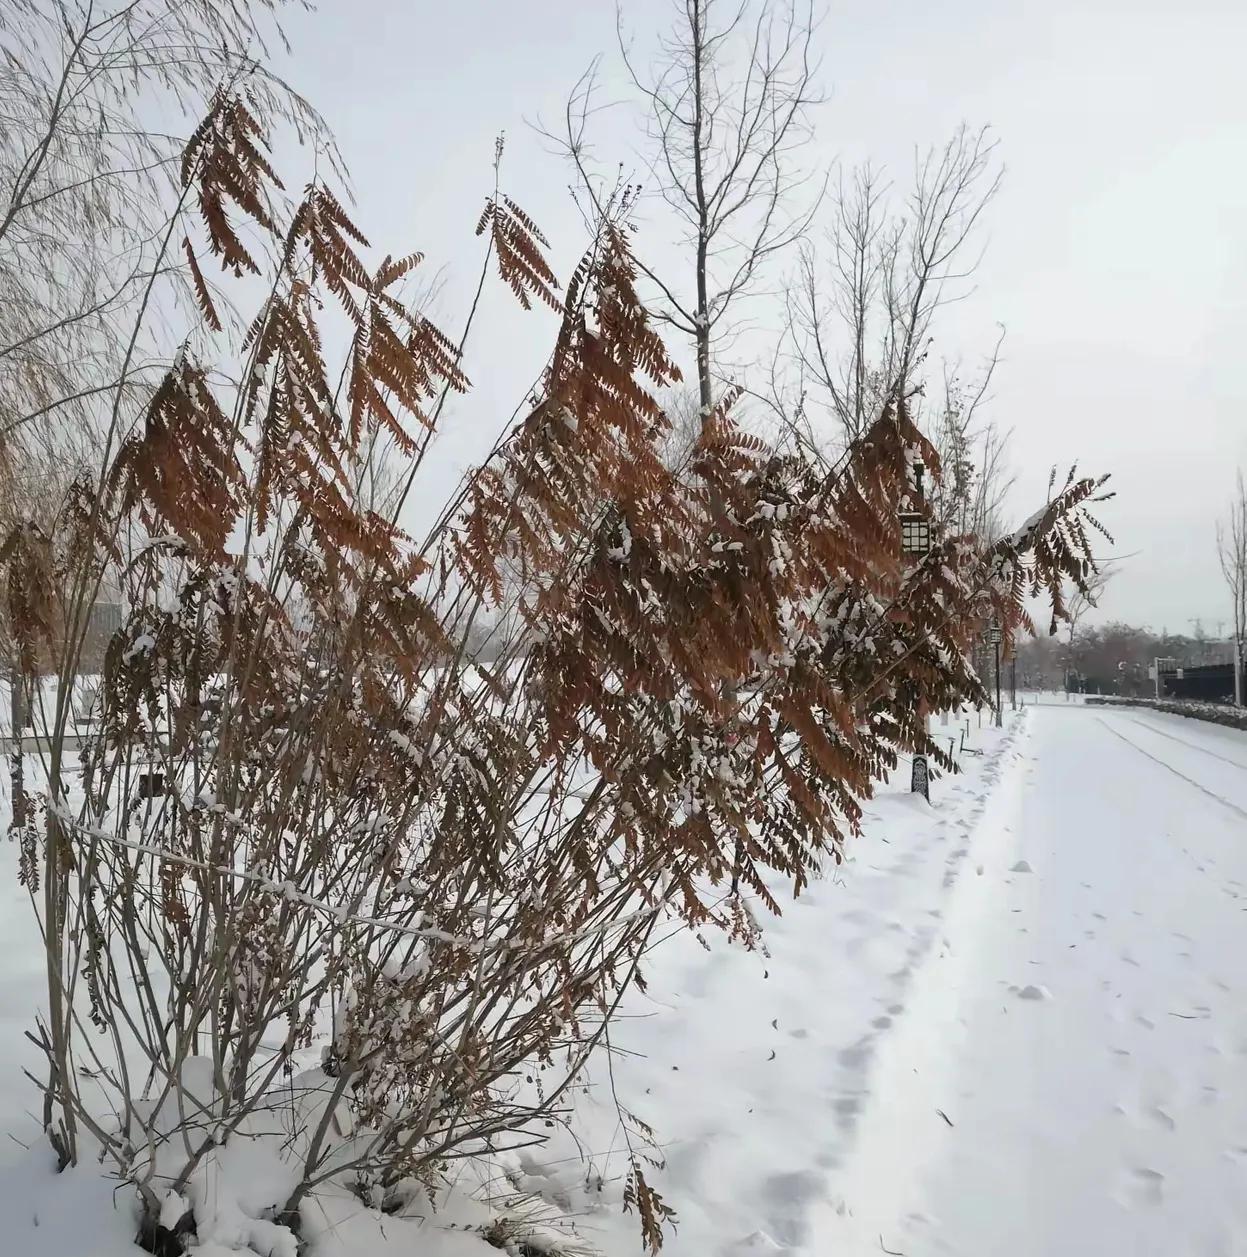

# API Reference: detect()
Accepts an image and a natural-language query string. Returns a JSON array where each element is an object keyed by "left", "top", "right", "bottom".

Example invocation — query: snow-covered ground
[
  {"left": 3, "top": 702, "right": 1246, "bottom": 1255},
  {"left": 526, "top": 703, "right": 1247, "bottom": 1256},
  {"left": 522, "top": 710, "right": 1030, "bottom": 1256},
  {"left": 862, "top": 704, "right": 1247, "bottom": 1257}
]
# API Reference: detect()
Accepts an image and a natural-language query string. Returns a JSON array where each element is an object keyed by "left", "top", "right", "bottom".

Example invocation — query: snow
[
  {"left": 843, "top": 704, "right": 1247, "bottom": 1256},
  {"left": 160, "top": 1191, "right": 192, "bottom": 1229},
  {"left": 187, "top": 1150, "right": 299, "bottom": 1257},
  {"left": 535, "top": 703, "right": 1247, "bottom": 1256},
  {"left": 1089, "top": 694, "right": 1247, "bottom": 732},
  {"left": 4, "top": 702, "right": 1247, "bottom": 1255},
  {"left": 525, "top": 713, "right": 1028, "bottom": 1256},
  {"left": 1007, "top": 504, "right": 1050, "bottom": 548},
  {"left": 121, "top": 632, "right": 156, "bottom": 664}
]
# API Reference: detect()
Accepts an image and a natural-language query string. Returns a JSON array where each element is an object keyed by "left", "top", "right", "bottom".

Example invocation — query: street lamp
[
  {"left": 902, "top": 461, "right": 933, "bottom": 800},
  {"left": 900, "top": 461, "right": 932, "bottom": 558},
  {"left": 988, "top": 620, "right": 1003, "bottom": 727},
  {"left": 900, "top": 514, "right": 932, "bottom": 557}
]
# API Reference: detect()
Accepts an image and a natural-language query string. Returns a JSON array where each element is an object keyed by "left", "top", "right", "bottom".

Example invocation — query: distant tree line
[{"left": 1013, "top": 621, "right": 1237, "bottom": 696}]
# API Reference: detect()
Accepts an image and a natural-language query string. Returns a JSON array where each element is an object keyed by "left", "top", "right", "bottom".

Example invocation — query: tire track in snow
[
  {"left": 1095, "top": 718, "right": 1247, "bottom": 821},
  {"left": 1119, "top": 714, "right": 1247, "bottom": 772}
]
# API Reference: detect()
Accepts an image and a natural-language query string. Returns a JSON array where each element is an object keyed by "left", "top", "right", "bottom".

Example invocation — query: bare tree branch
[{"left": 549, "top": 0, "right": 823, "bottom": 417}]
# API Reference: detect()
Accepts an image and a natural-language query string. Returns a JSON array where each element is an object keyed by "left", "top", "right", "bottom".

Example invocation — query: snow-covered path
[{"left": 882, "top": 705, "right": 1247, "bottom": 1257}]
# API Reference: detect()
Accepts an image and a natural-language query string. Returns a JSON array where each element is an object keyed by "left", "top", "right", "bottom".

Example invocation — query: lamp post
[
  {"left": 8, "top": 661, "right": 25, "bottom": 831},
  {"left": 901, "top": 462, "right": 933, "bottom": 799},
  {"left": 899, "top": 460, "right": 932, "bottom": 558},
  {"left": 988, "top": 620, "right": 1003, "bottom": 727},
  {"left": 1234, "top": 636, "right": 1243, "bottom": 707}
]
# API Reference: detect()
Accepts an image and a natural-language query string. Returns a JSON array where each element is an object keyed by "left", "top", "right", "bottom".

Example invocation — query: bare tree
[
  {"left": 1217, "top": 470, "right": 1247, "bottom": 706},
  {"left": 1065, "top": 562, "right": 1117, "bottom": 687},
  {"left": 789, "top": 164, "right": 890, "bottom": 442},
  {"left": 551, "top": 2, "right": 822, "bottom": 905},
  {"left": 789, "top": 127, "right": 1001, "bottom": 445},
  {"left": 927, "top": 343, "right": 1015, "bottom": 544},
  {"left": 0, "top": 0, "right": 328, "bottom": 472},
  {"left": 559, "top": 0, "right": 821, "bottom": 418}
]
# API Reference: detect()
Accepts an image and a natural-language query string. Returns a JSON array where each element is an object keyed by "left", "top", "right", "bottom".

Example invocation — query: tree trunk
[{"left": 695, "top": 235, "right": 712, "bottom": 414}]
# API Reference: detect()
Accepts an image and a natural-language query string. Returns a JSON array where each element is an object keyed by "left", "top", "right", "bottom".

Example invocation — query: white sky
[{"left": 274, "top": 0, "right": 1247, "bottom": 634}]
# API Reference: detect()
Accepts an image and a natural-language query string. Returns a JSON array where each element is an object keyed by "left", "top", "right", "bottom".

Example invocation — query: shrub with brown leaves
[{"left": 1, "top": 91, "right": 1109, "bottom": 1253}]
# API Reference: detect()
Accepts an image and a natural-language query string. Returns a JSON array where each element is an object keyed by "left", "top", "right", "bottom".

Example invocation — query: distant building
[{"left": 1159, "top": 662, "right": 1236, "bottom": 705}]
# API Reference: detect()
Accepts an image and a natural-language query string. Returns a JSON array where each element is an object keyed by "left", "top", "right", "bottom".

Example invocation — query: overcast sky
[{"left": 275, "top": 0, "right": 1247, "bottom": 635}]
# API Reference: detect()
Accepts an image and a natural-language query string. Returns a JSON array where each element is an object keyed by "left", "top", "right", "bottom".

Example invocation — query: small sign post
[{"left": 911, "top": 753, "right": 930, "bottom": 802}]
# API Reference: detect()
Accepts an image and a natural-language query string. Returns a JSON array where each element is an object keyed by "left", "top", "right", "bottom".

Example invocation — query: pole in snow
[
  {"left": 9, "top": 663, "right": 24, "bottom": 831},
  {"left": 995, "top": 638, "right": 1002, "bottom": 726},
  {"left": 988, "top": 622, "right": 1002, "bottom": 727}
]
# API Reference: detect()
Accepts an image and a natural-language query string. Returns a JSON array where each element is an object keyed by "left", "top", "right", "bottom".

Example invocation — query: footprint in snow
[
  {"left": 759, "top": 1169, "right": 826, "bottom": 1246},
  {"left": 724, "top": 1231, "right": 784, "bottom": 1251},
  {"left": 832, "top": 1094, "right": 862, "bottom": 1129},
  {"left": 728, "top": 1231, "right": 785, "bottom": 1254},
  {"left": 1120, "top": 1167, "right": 1166, "bottom": 1206}
]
